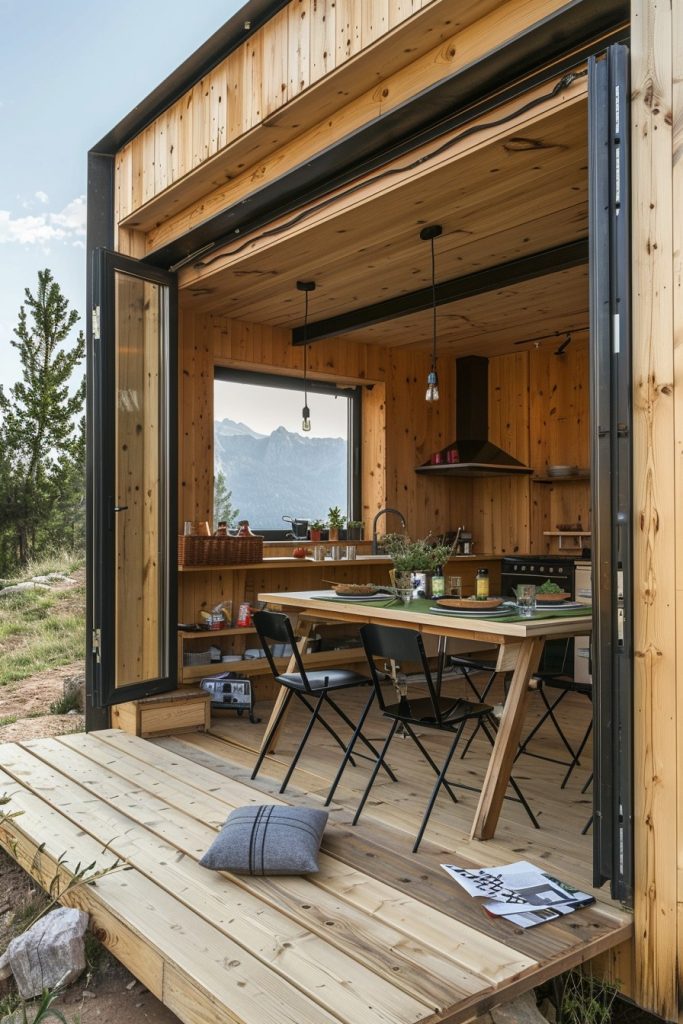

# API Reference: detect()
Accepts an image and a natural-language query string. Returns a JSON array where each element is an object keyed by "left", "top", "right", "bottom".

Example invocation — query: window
[{"left": 214, "top": 369, "right": 360, "bottom": 537}]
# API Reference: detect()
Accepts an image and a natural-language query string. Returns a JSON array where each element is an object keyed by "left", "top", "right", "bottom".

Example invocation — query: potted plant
[
  {"left": 309, "top": 519, "right": 325, "bottom": 542},
  {"left": 346, "top": 519, "right": 363, "bottom": 541},
  {"left": 327, "top": 506, "right": 346, "bottom": 542},
  {"left": 380, "top": 533, "right": 454, "bottom": 596}
]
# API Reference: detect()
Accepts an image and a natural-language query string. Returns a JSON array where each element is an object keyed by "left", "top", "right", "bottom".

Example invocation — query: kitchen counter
[{"left": 178, "top": 554, "right": 502, "bottom": 572}]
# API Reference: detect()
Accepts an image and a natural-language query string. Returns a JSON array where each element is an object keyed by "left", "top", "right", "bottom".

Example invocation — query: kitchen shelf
[
  {"left": 181, "top": 647, "right": 368, "bottom": 683},
  {"left": 415, "top": 463, "right": 533, "bottom": 478},
  {"left": 533, "top": 475, "right": 590, "bottom": 484},
  {"left": 178, "top": 626, "right": 258, "bottom": 640},
  {"left": 543, "top": 531, "right": 591, "bottom": 536}
]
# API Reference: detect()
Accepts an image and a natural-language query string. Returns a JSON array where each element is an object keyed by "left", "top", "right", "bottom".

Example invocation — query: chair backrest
[
  {"left": 360, "top": 623, "right": 443, "bottom": 722},
  {"left": 252, "top": 610, "right": 311, "bottom": 691}
]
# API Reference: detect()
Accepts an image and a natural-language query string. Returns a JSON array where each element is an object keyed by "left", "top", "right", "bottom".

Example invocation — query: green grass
[
  {"left": 0, "top": 552, "right": 85, "bottom": 687},
  {"left": 0, "top": 715, "right": 18, "bottom": 726}
]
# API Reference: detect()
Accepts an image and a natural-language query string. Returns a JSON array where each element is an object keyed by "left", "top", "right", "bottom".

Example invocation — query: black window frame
[{"left": 213, "top": 367, "right": 362, "bottom": 539}]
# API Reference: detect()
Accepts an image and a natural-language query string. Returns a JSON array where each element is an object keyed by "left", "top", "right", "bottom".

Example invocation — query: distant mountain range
[{"left": 214, "top": 418, "right": 347, "bottom": 530}]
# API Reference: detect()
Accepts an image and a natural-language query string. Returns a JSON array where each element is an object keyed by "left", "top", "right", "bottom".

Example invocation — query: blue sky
[{"left": 0, "top": 0, "right": 242, "bottom": 384}]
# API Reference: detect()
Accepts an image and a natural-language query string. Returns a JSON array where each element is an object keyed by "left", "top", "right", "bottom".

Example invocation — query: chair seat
[
  {"left": 533, "top": 673, "right": 592, "bottom": 697},
  {"left": 448, "top": 655, "right": 498, "bottom": 673},
  {"left": 276, "top": 669, "right": 371, "bottom": 692},
  {"left": 383, "top": 695, "right": 492, "bottom": 727}
]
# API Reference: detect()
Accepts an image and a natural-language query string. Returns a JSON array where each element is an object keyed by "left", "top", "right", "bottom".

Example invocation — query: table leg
[
  {"left": 470, "top": 636, "right": 544, "bottom": 841},
  {"left": 258, "top": 619, "right": 315, "bottom": 756}
]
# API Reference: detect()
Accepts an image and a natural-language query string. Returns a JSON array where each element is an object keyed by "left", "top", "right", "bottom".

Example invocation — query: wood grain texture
[{"left": 631, "top": 0, "right": 678, "bottom": 1019}]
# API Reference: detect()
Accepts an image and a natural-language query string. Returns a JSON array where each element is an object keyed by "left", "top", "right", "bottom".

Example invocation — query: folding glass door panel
[{"left": 91, "top": 251, "right": 177, "bottom": 706}]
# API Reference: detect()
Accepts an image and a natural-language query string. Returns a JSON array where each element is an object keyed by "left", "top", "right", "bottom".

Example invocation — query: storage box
[{"left": 178, "top": 534, "right": 263, "bottom": 566}]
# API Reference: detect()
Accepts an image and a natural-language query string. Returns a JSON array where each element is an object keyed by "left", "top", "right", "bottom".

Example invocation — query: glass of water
[{"left": 516, "top": 584, "right": 537, "bottom": 616}]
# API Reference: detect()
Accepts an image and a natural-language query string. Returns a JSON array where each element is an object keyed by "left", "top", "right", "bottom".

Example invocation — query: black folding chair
[
  {"left": 354, "top": 623, "right": 539, "bottom": 852},
  {"left": 517, "top": 673, "right": 593, "bottom": 788},
  {"left": 251, "top": 610, "right": 396, "bottom": 801},
  {"left": 447, "top": 653, "right": 510, "bottom": 757}
]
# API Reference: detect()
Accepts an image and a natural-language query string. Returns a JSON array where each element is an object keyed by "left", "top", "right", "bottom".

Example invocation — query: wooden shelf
[
  {"left": 533, "top": 475, "right": 590, "bottom": 484},
  {"left": 543, "top": 531, "right": 591, "bottom": 537},
  {"left": 178, "top": 626, "right": 257, "bottom": 640},
  {"left": 181, "top": 647, "right": 368, "bottom": 682},
  {"left": 178, "top": 556, "right": 392, "bottom": 572}
]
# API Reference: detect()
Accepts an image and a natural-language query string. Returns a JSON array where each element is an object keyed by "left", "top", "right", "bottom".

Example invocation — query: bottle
[
  {"left": 214, "top": 521, "right": 228, "bottom": 537},
  {"left": 237, "top": 520, "right": 255, "bottom": 537},
  {"left": 431, "top": 566, "right": 445, "bottom": 598},
  {"left": 475, "top": 568, "right": 489, "bottom": 600}
]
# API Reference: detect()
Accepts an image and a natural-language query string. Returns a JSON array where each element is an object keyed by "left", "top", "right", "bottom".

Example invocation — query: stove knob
[
  {"left": 530, "top": 565, "right": 535, "bottom": 572},
  {"left": 548, "top": 567, "right": 554, "bottom": 574}
]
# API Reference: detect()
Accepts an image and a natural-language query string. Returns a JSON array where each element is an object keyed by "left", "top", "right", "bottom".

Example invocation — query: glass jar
[{"left": 475, "top": 568, "right": 490, "bottom": 600}]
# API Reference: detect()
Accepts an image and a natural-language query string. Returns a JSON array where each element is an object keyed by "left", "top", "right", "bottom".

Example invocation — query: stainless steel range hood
[{"left": 415, "top": 356, "right": 533, "bottom": 478}]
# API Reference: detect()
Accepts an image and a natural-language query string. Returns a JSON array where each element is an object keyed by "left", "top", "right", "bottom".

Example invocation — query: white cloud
[
  {"left": 0, "top": 195, "right": 86, "bottom": 246},
  {"left": 35, "top": 190, "right": 49, "bottom": 204}
]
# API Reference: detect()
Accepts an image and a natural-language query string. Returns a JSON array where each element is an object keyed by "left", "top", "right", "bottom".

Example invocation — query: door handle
[{"left": 113, "top": 505, "right": 128, "bottom": 512}]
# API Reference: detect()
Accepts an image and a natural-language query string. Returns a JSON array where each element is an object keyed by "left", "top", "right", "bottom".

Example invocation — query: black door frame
[
  {"left": 89, "top": 249, "right": 178, "bottom": 710},
  {"left": 589, "top": 44, "right": 633, "bottom": 904}
]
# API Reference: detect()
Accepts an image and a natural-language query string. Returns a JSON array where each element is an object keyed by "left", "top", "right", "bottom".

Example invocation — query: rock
[
  {"left": 0, "top": 582, "right": 51, "bottom": 596},
  {"left": 0, "top": 953, "right": 12, "bottom": 981},
  {"left": 3, "top": 907, "right": 89, "bottom": 999},
  {"left": 491, "top": 991, "right": 548, "bottom": 1024},
  {"left": 63, "top": 674, "right": 85, "bottom": 712}
]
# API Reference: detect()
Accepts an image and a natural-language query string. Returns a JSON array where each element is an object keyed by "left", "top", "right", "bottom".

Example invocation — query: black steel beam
[
  {"left": 291, "top": 239, "right": 589, "bottom": 345},
  {"left": 145, "top": 0, "right": 627, "bottom": 270}
]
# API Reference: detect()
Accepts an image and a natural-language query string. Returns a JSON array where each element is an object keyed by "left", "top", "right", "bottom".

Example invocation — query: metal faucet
[{"left": 371, "top": 507, "right": 407, "bottom": 554}]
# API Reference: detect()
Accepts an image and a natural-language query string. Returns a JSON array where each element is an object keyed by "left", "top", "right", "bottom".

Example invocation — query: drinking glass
[
  {"left": 345, "top": 545, "right": 357, "bottom": 560},
  {"left": 329, "top": 544, "right": 342, "bottom": 560},
  {"left": 446, "top": 575, "right": 462, "bottom": 597},
  {"left": 312, "top": 544, "right": 325, "bottom": 560},
  {"left": 516, "top": 584, "right": 537, "bottom": 616},
  {"left": 396, "top": 587, "right": 413, "bottom": 606}
]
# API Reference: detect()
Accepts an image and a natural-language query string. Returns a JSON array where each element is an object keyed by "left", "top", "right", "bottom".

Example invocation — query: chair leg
[
  {"left": 412, "top": 722, "right": 467, "bottom": 853},
  {"left": 296, "top": 692, "right": 357, "bottom": 764},
  {"left": 581, "top": 814, "right": 593, "bottom": 835},
  {"left": 325, "top": 689, "right": 390, "bottom": 807},
  {"left": 402, "top": 723, "right": 459, "bottom": 806},
  {"left": 581, "top": 771, "right": 593, "bottom": 795},
  {"left": 325, "top": 692, "right": 397, "bottom": 781},
  {"left": 479, "top": 718, "right": 540, "bottom": 829},
  {"left": 279, "top": 691, "right": 328, "bottom": 793},
  {"left": 517, "top": 687, "right": 577, "bottom": 766},
  {"left": 459, "top": 670, "right": 498, "bottom": 759},
  {"left": 560, "top": 720, "right": 593, "bottom": 789},
  {"left": 251, "top": 689, "right": 294, "bottom": 780},
  {"left": 352, "top": 720, "right": 399, "bottom": 826}
]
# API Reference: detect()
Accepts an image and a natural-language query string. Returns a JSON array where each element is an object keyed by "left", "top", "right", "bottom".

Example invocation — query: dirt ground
[{"left": 0, "top": 665, "right": 181, "bottom": 1024}]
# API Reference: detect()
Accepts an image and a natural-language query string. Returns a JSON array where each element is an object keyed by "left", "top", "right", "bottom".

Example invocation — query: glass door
[{"left": 91, "top": 251, "right": 177, "bottom": 706}]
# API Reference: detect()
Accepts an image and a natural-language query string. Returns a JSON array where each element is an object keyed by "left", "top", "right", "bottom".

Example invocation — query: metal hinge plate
[{"left": 92, "top": 306, "right": 101, "bottom": 341}]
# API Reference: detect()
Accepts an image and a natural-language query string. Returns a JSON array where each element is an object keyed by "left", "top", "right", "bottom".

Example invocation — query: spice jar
[
  {"left": 214, "top": 521, "right": 228, "bottom": 537},
  {"left": 237, "top": 520, "right": 255, "bottom": 537},
  {"left": 475, "top": 568, "right": 490, "bottom": 600}
]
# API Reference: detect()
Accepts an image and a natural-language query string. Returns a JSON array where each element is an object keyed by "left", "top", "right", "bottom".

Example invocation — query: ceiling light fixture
[
  {"left": 420, "top": 224, "right": 443, "bottom": 402},
  {"left": 297, "top": 280, "right": 316, "bottom": 432}
]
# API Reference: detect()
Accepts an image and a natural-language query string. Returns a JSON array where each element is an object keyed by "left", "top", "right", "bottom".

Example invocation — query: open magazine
[{"left": 441, "top": 860, "right": 595, "bottom": 928}]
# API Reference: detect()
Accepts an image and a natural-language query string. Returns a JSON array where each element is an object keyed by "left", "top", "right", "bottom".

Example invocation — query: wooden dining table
[{"left": 256, "top": 589, "right": 593, "bottom": 842}]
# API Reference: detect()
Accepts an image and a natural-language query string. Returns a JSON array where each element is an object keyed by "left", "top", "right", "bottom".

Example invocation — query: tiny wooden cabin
[{"left": 2, "top": 1, "right": 681, "bottom": 1021}]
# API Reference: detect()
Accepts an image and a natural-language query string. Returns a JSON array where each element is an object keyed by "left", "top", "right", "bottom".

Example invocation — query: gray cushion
[{"left": 199, "top": 805, "right": 328, "bottom": 875}]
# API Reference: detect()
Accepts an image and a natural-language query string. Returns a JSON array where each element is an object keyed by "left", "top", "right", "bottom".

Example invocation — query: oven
[{"left": 501, "top": 555, "right": 577, "bottom": 673}]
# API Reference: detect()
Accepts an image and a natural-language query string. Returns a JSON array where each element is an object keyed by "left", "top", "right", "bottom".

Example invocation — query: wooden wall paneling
[
  {"left": 389, "top": 0, "right": 421, "bottom": 30},
  {"left": 263, "top": 7, "right": 290, "bottom": 118},
  {"left": 179, "top": 309, "right": 214, "bottom": 524},
  {"left": 336, "top": 0, "right": 363, "bottom": 63},
  {"left": 310, "top": 0, "right": 336, "bottom": 82},
  {"left": 529, "top": 340, "right": 590, "bottom": 471},
  {"left": 631, "top": 0, "right": 678, "bottom": 1018},
  {"left": 208, "top": 63, "right": 228, "bottom": 158},
  {"left": 673, "top": 1, "right": 683, "bottom": 1017},
  {"left": 142, "top": 282, "right": 161, "bottom": 681},
  {"left": 361, "top": 382, "right": 387, "bottom": 532},
  {"left": 488, "top": 351, "right": 530, "bottom": 465},
  {"left": 141, "top": 123, "right": 156, "bottom": 207},
  {"left": 362, "top": 0, "right": 390, "bottom": 47},
  {"left": 119, "top": 0, "right": 560, "bottom": 240},
  {"left": 288, "top": 0, "right": 311, "bottom": 98}
]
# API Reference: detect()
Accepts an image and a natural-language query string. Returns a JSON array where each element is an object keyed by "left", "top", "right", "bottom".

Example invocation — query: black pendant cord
[
  {"left": 303, "top": 289, "right": 309, "bottom": 409},
  {"left": 430, "top": 235, "right": 437, "bottom": 372}
]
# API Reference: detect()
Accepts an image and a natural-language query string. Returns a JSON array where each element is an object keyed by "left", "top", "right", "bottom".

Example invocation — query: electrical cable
[{"left": 194, "top": 69, "right": 588, "bottom": 271}]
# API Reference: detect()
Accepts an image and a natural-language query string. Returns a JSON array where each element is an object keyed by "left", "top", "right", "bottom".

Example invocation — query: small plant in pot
[
  {"left": 380, "top": 533, "right": 454, "bottom": 597},
  {"left": 327, "top": 506, "right": 346, "bottom": 542},
  {"left": 346, "top": 519, "right": 363, "bottom": 541},
  {"left": 309, "top": 518, "right": 325, "bottom": 542}
]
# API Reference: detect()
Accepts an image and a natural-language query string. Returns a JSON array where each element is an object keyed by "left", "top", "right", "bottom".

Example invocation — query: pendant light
[
  {"left": 420, "top": 224, "right": 442, "bottom": 402},
  {"left": 297, "top": 280, "right": 316, "bottom": 432}
]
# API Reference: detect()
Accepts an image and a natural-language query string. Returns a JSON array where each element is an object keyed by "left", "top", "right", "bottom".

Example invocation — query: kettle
[{"left": 282, "top": 515, "right": 309, "bottom": 539}]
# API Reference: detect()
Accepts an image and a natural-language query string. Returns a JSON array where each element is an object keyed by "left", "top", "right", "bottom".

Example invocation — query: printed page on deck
[{"left": 441, "top": 861, "right": 595, "bottom": 920}]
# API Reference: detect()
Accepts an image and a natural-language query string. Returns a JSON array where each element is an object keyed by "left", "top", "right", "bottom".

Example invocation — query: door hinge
[
  {"left": 92, "top": 306, "right": 101, "bottom": 341},
  {"left": 91, "top": 627, "right": 102, "bottom": 663}
]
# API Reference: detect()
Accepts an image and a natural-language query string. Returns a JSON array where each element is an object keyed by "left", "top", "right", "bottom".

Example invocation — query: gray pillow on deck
[{"left": 199, "top": 805, "right": 328, "bottom": 875}]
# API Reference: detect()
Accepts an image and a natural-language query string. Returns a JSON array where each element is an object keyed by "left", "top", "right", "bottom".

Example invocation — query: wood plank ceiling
[{"left": 180, "top": 95, "right": 588, "bottom": 360}]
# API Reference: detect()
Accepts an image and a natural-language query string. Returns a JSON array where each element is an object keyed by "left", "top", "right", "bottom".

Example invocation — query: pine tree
[
  {"left": 0, "top": 269, "right": 85, "bottom": 569},
  {"left": 213, "top": 469, "right": 239, "bottom": 529}
]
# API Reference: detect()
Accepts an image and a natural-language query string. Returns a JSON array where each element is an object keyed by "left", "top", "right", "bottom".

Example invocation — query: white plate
[
  {"left": 324, "top": 591, "right": 393, "bottom": 601},
  {"left": 429, "top": 606, "right": 514, "bottom": 618},
  {"left": 535, "top": 600, "right": 587, "bottom": 610}
]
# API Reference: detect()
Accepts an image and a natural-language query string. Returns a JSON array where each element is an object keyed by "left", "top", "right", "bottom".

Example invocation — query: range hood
[{"left": 415, "top": 356, "right": 533, "bottom": 478}]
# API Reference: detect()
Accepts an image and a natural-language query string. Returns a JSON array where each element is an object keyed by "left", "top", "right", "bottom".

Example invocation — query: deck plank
[{"left": 10, "top": 736, "right": 482, "bottom": 1009}]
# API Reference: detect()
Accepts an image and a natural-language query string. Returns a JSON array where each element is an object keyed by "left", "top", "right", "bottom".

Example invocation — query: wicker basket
[{"left": 178, "top": 534, "right": 264, "bottom": 567}]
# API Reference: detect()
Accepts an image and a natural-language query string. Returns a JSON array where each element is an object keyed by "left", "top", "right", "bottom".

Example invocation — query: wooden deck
[{"left": 0, "top": 681, "right": 631, "bottom": 1024}]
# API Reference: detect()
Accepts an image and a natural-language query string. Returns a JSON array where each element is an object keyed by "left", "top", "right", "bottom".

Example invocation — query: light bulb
[
  {"left": 302, "top": 404, "right": 311, "bottom": 432},
  {"left": 425, "top": 369, "right": 439, "bottom": 402}
]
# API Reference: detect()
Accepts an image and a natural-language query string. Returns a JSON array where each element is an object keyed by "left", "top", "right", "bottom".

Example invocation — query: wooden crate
[{"left": 111, "top": 688, "right": 211, "bottom": 738}]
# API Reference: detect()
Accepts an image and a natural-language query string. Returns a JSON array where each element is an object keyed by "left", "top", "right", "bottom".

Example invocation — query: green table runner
[{"left": 318, "top": 594, "right": 592, "bottom": 622}]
